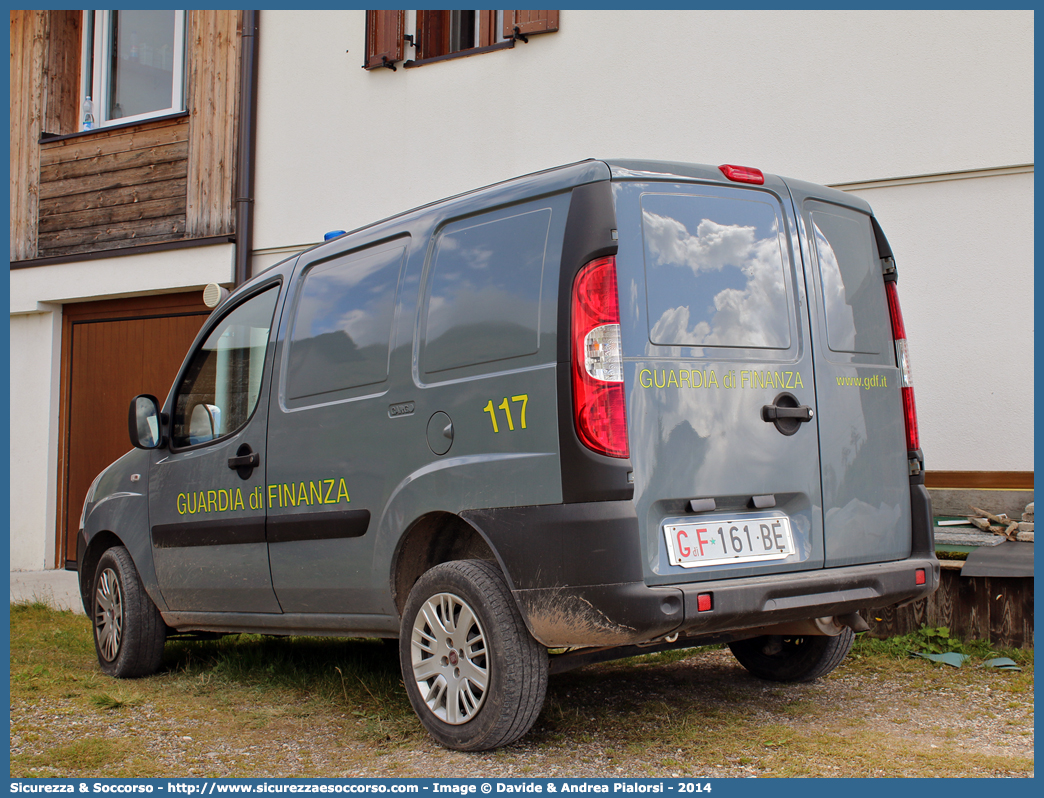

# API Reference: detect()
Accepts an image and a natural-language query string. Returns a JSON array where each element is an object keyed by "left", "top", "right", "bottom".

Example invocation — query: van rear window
[
  {"left": 641, "top": 193, "right": 791, "bottom": 349},
  {"left": 808, "top": 203, "right": 888, "bottom": 355},
  {"left": 285, "top": 242, "right": 406, "bottom": 401}
]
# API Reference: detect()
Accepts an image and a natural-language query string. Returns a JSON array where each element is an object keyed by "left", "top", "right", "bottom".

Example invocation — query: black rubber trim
[
  {"left": 870, "top": 215, "right": 893, "bottom": 260},
  {"left": 151, "top": 516, "right": 267, "bottom": 548},
  {"left": 909, "top": 480, "right": 935, "bottom": 556},
  {"left": 71, "top": 528, "right": 87, "bottom": 572},
  {"left": 555, "top": 179, "right": 634, "bottom": 503},
  {"left": 266, "top": 509, "right": 371, "bottom": 543},
  {"left": 462, "top": 501, "right": 643, "bottom": 591}
]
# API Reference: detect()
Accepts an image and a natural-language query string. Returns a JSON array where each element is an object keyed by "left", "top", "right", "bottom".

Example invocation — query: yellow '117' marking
[{"left": 484, "top": 394, "right": 528, "bottom": 433}]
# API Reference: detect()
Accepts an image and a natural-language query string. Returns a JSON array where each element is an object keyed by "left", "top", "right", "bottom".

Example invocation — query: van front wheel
[
  {"left": 400, "top": 560, "right": 547, "bottom": 751},
  {"left": 728, "top": 627, "right": 854, "bottom": 683},
  {"left": 92, "top": 546, "right": 166, "bottom": 678}
]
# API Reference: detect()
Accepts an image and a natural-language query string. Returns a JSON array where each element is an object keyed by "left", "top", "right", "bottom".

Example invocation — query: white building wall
[
  {"left": 252, "top": 9, "right": 1034, "bottom": 473},
  {"left": 10, "top": 310, "right": 62, "bottom": 571},
  {"left": 253, "top": 10, "right": 1032, "bottom": 247},
  {"left": 9, "top": 243, "right": 236, "bottom": 314}
]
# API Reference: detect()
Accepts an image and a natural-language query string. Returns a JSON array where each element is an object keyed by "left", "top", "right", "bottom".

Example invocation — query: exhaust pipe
[{"left": 741, "top": 612, "right": 870, "bottom": 638}]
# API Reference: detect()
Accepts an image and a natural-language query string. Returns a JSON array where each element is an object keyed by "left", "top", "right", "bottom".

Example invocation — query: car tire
[
  {"left": 92, "top": 546, "right": 166, "bottom": 678},
  {"left": 728, "top": 627, "right": 855, "bottom": 683},
  {"left": 400, "top": 559, "right": 548, "bottom": 751}
]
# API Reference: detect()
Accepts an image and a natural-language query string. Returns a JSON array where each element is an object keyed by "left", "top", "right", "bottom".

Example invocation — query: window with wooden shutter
[
  {"left": 364, "top": 10, "right": 558, "bottom": 71},
  {"left": 502, "top": 10, "right": 559, "bottom": 38},
  {"left": 364, "top": 10, "right": 405, "bottom": 69}
]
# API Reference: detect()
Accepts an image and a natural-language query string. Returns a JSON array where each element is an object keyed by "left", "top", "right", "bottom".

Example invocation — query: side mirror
[{"left": 129, "top": 395, "right": 164, "bottom": 449}]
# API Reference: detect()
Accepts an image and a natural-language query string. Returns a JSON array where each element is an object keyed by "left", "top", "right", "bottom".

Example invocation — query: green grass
[
  {"left": 851, "top": 626, "right": 1034, "bottom": 663},
  {"left": 10, "top": 602, "right": 1035, "bottom": 778}
]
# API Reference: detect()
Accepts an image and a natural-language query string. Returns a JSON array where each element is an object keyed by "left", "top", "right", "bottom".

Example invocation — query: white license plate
[{"left": 664, "top": 516, "right": 795, "bottom": 568}]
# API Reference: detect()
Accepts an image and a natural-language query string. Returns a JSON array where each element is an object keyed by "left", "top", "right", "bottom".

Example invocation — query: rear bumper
[
  {"left": 513, "top": 556, "right": 939, "bottom": 648},
  {"left": 464, "top": 498, "right": 939, "bottom": 648}
]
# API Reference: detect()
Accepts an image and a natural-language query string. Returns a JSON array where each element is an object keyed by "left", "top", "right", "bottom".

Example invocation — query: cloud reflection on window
[{"left": 642, "top": 194, "right": 790, "bottom": 349}]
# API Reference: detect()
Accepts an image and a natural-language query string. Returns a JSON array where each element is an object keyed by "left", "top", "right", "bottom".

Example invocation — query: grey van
[{"left": 78, "top": 159, "right": 938, "bottom": 750}]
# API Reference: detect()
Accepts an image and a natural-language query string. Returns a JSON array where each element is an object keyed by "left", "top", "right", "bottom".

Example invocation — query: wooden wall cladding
[
  {"left": 13, "top": 10, "right": 241, "bottom": 261},
  {"left": 864, "top": 568, "right": 1034, "bottom": 649},
  {"left": 38, "top": 117, "right": 190, "bottom": 257},
  {"left": 187, "top": 10, "right": 242, "bottom": 238}
]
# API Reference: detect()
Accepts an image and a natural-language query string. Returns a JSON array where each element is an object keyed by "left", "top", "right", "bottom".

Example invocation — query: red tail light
[
  {"left": 885, "top": 281, "right": 920, "bottom": 451},
  {"left": 572, "top": 256, "right": 629, "bottom": 458}
]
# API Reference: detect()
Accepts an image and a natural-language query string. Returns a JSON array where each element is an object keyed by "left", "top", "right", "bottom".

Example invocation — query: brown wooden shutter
[
  {"left": 502, "top": 10, "right": 559, "bottom": 38},
  {"left": 415, "top": 11, "right": 449, "bottom": 60},
  {"left": 478, "top": 10, "right": 498, "bottom": 48},
  {"left": 364, "top": 10, "right": 404, "bottom": 69}
]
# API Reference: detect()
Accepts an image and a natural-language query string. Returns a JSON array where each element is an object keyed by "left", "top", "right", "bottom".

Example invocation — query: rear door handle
[
  {"left": 761, "top": 393, "right": 814, "bottom": 436},
  {"left": 761, "top": 405, "right": 813, "bottom": 422}
]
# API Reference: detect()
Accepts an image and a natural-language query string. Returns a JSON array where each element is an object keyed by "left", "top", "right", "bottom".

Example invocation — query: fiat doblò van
[{"left": 78, "top": 159, "right": 938, "bottom": 750}]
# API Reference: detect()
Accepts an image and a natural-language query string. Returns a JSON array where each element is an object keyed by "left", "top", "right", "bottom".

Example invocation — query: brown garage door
[{"left": 58, "top": 293, "right": 211, "bottom": 568}]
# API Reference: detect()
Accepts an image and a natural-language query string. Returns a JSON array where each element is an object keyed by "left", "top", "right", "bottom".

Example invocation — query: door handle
[
  {"left": 761, "top": 393, "right": 813, "bottom": 436},
  {"left": 228, "top": 444, "right": 260, "bottom": 478},
  {"left": 761, "top": 405, "right": 814, "bottom": 422}
]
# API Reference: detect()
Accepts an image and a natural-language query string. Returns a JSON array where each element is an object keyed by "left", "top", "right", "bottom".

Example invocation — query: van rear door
[
  {"left": 785, "top": 180, "right": 913, "bottom": 567},
  {"left": 612, "top": 171, "right": 825, "bottom": 585}
]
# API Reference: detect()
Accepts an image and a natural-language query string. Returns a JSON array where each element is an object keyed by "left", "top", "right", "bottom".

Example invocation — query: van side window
[
  {"left": 285, "top": 242, "right": 406, "bottom": 401},
  {"left": 641, "top": 193, "right": 791, "bottom": 349},
  {"left": 809, "top": 205, "right": 888, "bottom": 355},
  {"left": 422, "top": 208, "right": 551, "bottom": 374},
  {"left": 171, "top": 285, "right": 279, "bottom": 448}
]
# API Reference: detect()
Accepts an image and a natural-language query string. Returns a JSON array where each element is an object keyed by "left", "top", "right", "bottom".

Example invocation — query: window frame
[
  {"left": 80, "top": 9, "right": 188, "bottom": 131},
  {"left": 281, "top": 238, "right": 409, "bottom": 409},
  {"left": 168, "top": 281, "right": 281, "bottom": 452}
]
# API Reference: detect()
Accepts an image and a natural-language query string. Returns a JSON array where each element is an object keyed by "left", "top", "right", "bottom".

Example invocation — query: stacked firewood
[{"left": 967, "top": 503, "right": 1033, "bottom": 542}]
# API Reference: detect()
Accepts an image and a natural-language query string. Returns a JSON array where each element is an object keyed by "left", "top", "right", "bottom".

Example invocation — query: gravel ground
[{"left": 11, "top": 648, "right": 1034, "bottom": 779}]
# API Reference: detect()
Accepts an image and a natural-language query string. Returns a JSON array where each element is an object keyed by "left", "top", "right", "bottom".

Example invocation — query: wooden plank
[
  {"left": 39, "top": 215, "right": 186, "bottom": 249},
  {"left": 40, "top": 116, "right": 189, "bottom": 166},
  {"left": 988, "top": 577, "right": 1033, "bottom": 649},
  {"left": 41, "top": 11, "right": 80, "bottom": 137},
  {"left": 39, "top": 195, "right": 187, "bottom": 233},
  {"left": 956, "top": 567, "right": 991, "bottom": 641},
  {"left": 906, "top": 594, "right": 928, "bottom": 632},
  {"left": 40, "top": 140, "right": 188, "bottom": 182},
  {"left": 40, "top": 231, "right": 191, "bottom": 259},
  {"left": 865, "top": 602, "right": 900, "bottom": 638},
  {"left": 10, "top": 11, "right": 29, "bottom": 259},
  {"left": 186, "top": 9, "right": 239, "bottom": 238},
  {"left": 10, "top": 10, "right": 46, "bottom": 261},
  {"left": 925, "top": 471, "right": 1034, "bottom": 490},
  {"left": 927, "top": 568, "right": 956, "bottom": 630},
  {"left": 39, "top": 178, "right": 188, "bottom": 217},
  {"left": 38, "top": 159, "right": 189, "bottom": 200}
]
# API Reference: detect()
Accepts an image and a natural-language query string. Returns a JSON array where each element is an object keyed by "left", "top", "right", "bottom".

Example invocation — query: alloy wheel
[
  {"left": 409, "top": 592, "right": 489, "bottom": 724},
  {"left": 95, "top": 566, "right": 124, "bottom": 662}
]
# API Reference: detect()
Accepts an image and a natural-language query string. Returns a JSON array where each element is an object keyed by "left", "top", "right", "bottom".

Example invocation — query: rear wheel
[
  {"left": 400, "top": 560, "right": 547, "bottom": 751},
  {"left": 92, "top": 547, "right": 166, "bottom": 678},
  {"left": 728, "top": 627, "right": 854, "bottom": 683}
]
